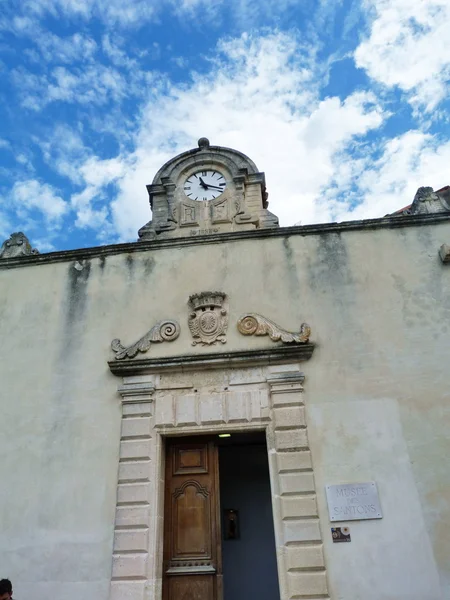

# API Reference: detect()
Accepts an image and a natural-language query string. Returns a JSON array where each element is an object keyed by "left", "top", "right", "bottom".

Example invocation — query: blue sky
[{"left": 0, "top": 0, "right": 449, "bottom": 251}]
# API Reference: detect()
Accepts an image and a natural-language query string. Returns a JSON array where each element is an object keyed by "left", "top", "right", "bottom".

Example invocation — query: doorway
[{"left": 162, "top": 432, "right": 280, "bottom": 600}]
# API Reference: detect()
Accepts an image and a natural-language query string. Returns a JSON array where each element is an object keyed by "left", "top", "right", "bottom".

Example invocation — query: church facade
[{"left": 1, "top": 140, "right": 449, "bottom": 600}]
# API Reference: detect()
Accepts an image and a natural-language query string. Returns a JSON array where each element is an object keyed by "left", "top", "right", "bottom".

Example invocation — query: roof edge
[{"left": 1, "top": 213, "right": 449, "bottom": 270}]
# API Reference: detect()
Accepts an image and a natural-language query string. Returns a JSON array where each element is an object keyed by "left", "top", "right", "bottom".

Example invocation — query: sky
[{"left": 0, "top": 0, "right": 449, "bottom": 252}]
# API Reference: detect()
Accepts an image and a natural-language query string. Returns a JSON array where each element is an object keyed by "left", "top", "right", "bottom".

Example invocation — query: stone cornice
[
  {"left": 2, "top": 213, "right": 450, "bottom": 270},
  {"left": 108, "top": 344, "right": 315, "bottom": 376}
]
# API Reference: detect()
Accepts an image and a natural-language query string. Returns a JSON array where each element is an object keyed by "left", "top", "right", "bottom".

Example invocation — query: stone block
[
  {"left": 249, "top": 390, "right": 269, "bottom": 420},
  {"left": 281, "top": 495, "right": 318, "bottom": 518},
  {"left": 275, "top": 429, "right": 308, "bottom": 451},
  {"left": 154, "top": 395, "right": 175, "bottom": 427},
  {"left": 199, "top": 394, "right": 226, "bottom": 424},
  {"left": 114, "top": 529, "right": 149, "bottom": 552},
  {"left": 109, "top": 581, "right": 146, "bottom": 600},
  {"left": 279, "top": 472, "right": 315, "bottom": 495},
  {"left": 111, "top": 554, "right": 147, "bottom": 579},
  {"left": 115, "top": 505, "right": 150, "bottom": 529},
  {"left": 122, "top": 402, "right": 153, "bottom": 417},
  {"left": 175, "top": 394, "right": 198, "bottom": 426},
  {"left": 283, "top": 519, "right": 322, "bottom": 543},
  {"left": 274, "top": 406, "right": 306, "bottom": 429},
  {"left": 286, "top": 545, "right": 325, "bottom": 570},
  {"left": 121, "top": 417, "right": 151, "bottom": 439},
  {"left": 117, "top": 482, "right": 150, "bottom": 505},
  {"left": 271, "top": 391, "right": 304, "bottom": 407},
  {"left": 287, "top": 571, "right": 328, "bottom": 598},
  {"left": 120, "top": 439, "right": 152, "bottom": 461},
  {"left": 118, "top": 461, "right": 151, "bottom": 483},
  {"left": 225, "top": 391, "right": 248, "bottom": 423},
  {"left": 439, "top": 243, "right": 450, "bottom": 263},
  {"left": 277, "top": 450, "right": 312, "bottom": 472}
]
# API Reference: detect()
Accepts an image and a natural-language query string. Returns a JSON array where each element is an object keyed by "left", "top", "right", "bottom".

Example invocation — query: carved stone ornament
[
  {"left": 400, "top": 186, "right": 450, "bottom": 216},
  {"left": 0, "top": 232, "right": 39, "bottom": 259},
  {"left": 111, "top": 319, "right": 180, "bottom": 360},
  {"left": 439, "top": 244, "right": 450, "bottom": 263},
  {"left": 237, "top": 313, "right": 311, "bottom": 344},
  {"left": 188, "top": 292, "right": 228, "bottom": 346}
]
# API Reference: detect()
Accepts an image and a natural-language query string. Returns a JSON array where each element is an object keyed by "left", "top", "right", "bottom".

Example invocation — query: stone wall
[{"left": 0, "top": 216, "right": 449, "bottom": 599}]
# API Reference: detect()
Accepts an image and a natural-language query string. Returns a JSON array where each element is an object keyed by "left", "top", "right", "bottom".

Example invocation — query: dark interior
[{"left": 218, "top": 431, "right": 280, "bottom": 600}]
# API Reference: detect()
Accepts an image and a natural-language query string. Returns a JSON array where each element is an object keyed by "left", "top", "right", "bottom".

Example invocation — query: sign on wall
[{"left": 325, "top": 482, "right": 382, "bottom": 522}]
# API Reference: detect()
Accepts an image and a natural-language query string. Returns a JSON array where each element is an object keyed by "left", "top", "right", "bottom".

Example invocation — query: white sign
[{"left": 326, "top": 482, "right": 382, "bottom": 522}]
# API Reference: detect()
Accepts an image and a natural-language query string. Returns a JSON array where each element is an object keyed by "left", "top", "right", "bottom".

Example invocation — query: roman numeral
[
  {"left": 184, "top": 186, "right": 191, "bottom": 190},
  {"left": 202, "top": 171, "right": 207, "bottom": 176},
  {"left": 203, "top": 196, "right": 207, "bottom": 201}
]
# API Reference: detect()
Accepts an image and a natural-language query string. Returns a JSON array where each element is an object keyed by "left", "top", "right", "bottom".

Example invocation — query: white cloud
[
  {"left": 13, "top": 63, "right": 131, "bottom": 110},
  {"left": 332, "top": 131, "right": 450, "bottom": 220},
  {"left": 37, "top": 32, "right": 97, "bottom": 64},
  {"left": 106, "top": 31, "right": 385, "bottom": 240},
  {"left": 70, "top": 156, "right": 128, "bottom": 229},
  {"left": 37, "top": 126, "right": 90, "bottom": 184},
  {"left": 7, "top": 0, "right": 324, "bottom": 29},
  {"left": 9, "top": 179, "right": 69, "bottom": 225},
  {"left": 355, "top": 0, "right": 450, "bottom": 111}
]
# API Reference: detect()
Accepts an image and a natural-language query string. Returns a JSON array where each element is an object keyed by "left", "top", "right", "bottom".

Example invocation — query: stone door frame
[{"left": 108, "top": 353, "right": 329, "bottom": 600}]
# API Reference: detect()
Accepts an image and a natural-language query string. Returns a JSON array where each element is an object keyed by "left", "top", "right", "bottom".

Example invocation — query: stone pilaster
[
  {"left": 267, "top": 369, "right": 329, "bottom": 600},
  {"left": 110, "top": 377, "right": 155, "bottom": 600}
]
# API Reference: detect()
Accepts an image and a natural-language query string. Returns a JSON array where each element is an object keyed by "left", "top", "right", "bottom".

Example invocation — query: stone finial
[
  {"left": 400, "top": 186, "right": 450, "bottom": 216},
  {"left": 0, "top": 232, "right": 39, "bottom": 259},
  {"left": 198, "top": 137, "right": 210, "bottom": 150}
]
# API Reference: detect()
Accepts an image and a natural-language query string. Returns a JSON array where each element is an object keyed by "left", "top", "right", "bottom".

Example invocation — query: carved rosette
[
  {"left": 111, "top": 319, "right": 180, "bottom": 360},
  {"left": 188, "top": 292, "right": 228, "bottom": 346},
  {"left": 237, "top": 313, "right": 311, "bottom": 343}
]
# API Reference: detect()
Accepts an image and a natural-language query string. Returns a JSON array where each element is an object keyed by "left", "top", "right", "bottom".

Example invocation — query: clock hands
[
  {"left": 198, "top": 177, "right": 224, "bottom": 191},
  {"left": 192, "top": 174, "right": 226, "bottom": 199},
  {"left": 199, "top": 177, "right": 209, "bottom": 190}
]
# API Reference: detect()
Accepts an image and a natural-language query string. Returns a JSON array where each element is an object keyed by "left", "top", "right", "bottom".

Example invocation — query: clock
[{"left": 183, "top": 169, "right": 227, "bottom": 201}]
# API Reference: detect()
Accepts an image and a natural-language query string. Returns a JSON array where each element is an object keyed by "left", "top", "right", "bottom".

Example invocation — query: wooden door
[{"left": 163, "top": 438, "right": 222, "bottom": 600}]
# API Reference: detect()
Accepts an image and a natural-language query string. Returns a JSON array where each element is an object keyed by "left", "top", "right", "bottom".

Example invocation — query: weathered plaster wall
[{"left": 0, "top": 219, "right": 449, "bottom": 599}]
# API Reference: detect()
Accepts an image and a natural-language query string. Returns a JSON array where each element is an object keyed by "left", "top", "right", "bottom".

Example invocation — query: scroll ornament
[
  {"left": 111, "top": 319, "right": 180, "bottom": 360},
  {"left": 237, "top": 314, "right": 311, "bottom": 344}
]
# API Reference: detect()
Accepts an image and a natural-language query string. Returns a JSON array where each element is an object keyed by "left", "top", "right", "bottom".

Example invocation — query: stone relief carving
[
  {"left": 111, "top": 319, "right": 180, "bottom": 360},
  {"left": 0, "top": 232, "right": 39, "bottom": 259},
  {"left": 237, "top": 313, "right": 311, "bottom": 344},
  {"left": 188, "top": 292, "right": 228, "bottom": 345},
  {"left": 400, "top": 186, "right": 450, "bottom": 216}
]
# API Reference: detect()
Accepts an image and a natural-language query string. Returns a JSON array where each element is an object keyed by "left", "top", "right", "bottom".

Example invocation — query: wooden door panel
[
  {"left": 174, "top": 446, "right": 208, "bottom": 474},
  {"left": 168, "top": 575, "right": 214, "bottom": 600},
  {"left": 172, "top": 480, "right": 211, "bottom": 558},
  {"left": 163, "top": 439, "right": 222, "bottom": 600}
]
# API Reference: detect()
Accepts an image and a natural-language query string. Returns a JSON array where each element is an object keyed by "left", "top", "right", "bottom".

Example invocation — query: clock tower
[{"left": 138, "top": 137, "right": 279, "bottom": 240}]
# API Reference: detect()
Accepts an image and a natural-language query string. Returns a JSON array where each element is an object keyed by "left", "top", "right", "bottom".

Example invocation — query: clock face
[{"left": 183, "top": 170, "right": 227, "bottom": 201}]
